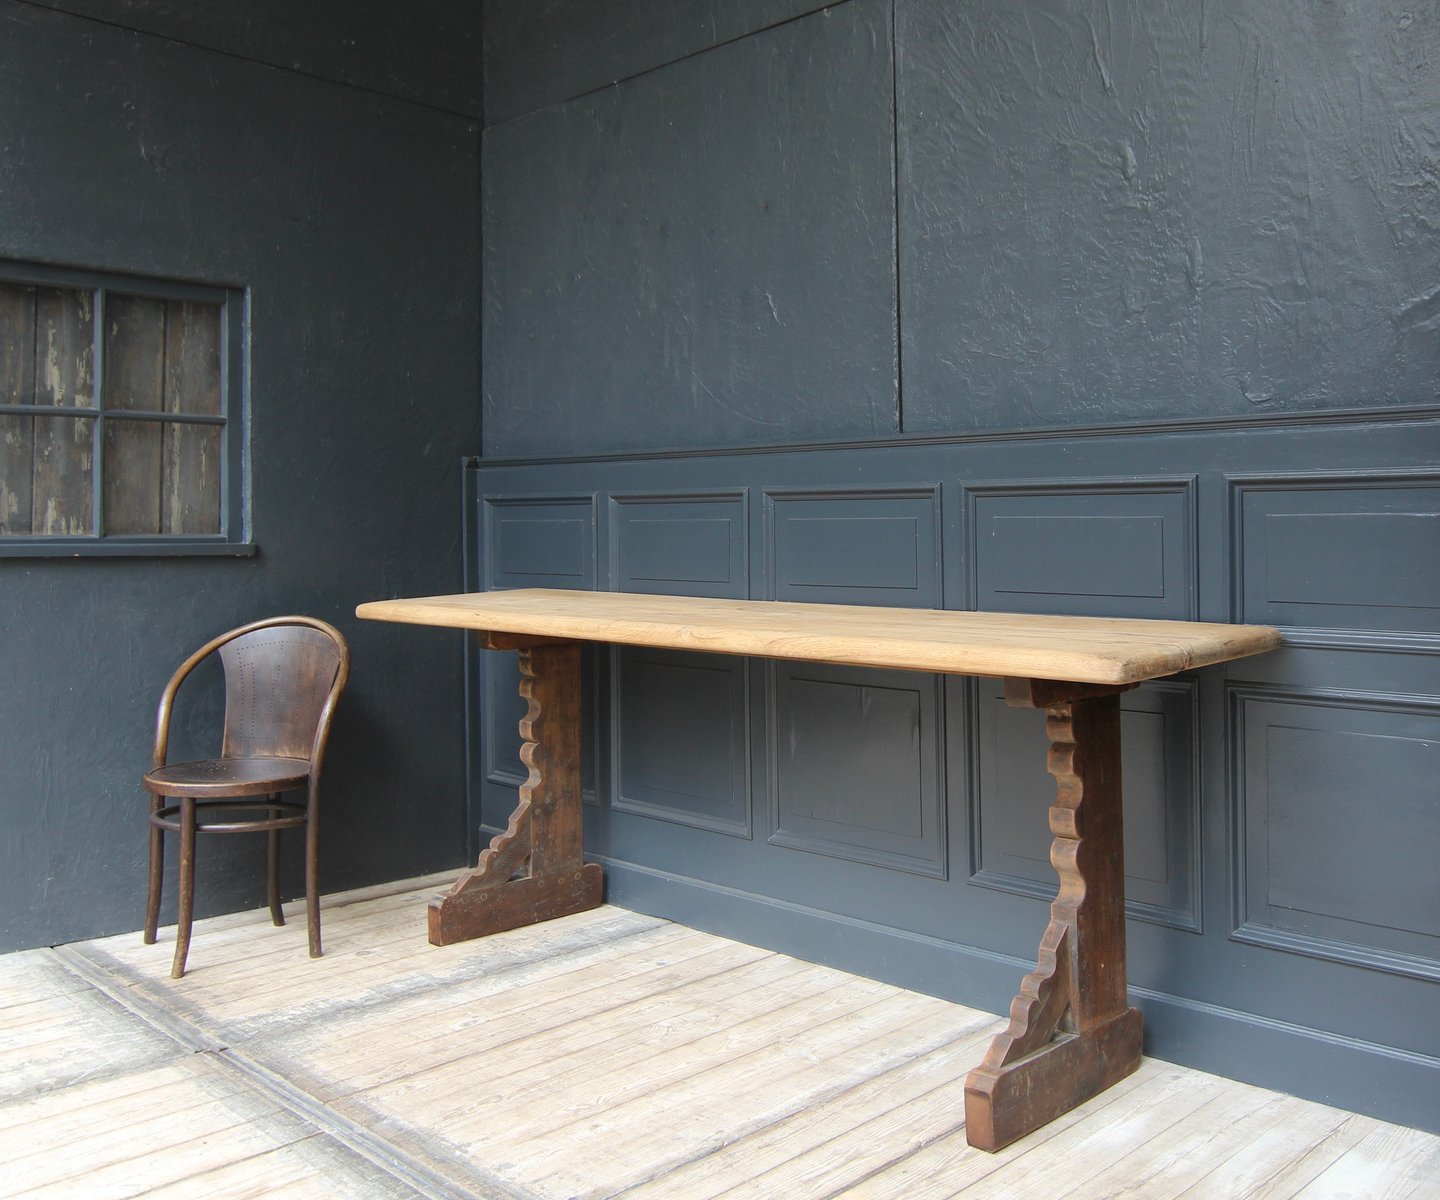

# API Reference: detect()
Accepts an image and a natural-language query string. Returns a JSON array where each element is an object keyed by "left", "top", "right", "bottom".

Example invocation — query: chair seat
[{"left": 144, "top": 756, "right": 311, "bottom": 798}]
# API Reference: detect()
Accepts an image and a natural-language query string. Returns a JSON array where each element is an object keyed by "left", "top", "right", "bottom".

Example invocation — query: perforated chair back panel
[{"left": 219, "top": 625, "right": 345, "bottom": 761}]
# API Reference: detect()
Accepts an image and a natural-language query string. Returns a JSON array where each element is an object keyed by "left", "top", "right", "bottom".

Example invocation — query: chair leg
[
  {"left": 267, "top": 795, "right": 285, "bottom": 927},
  {"left": 144, "top": 798, "right": 164, "bottom": 945},
  {"left": 171, "top": 797, "right": 196, "bottom": 979},
  {"left": 305, "top": 788, "right": 321, "bottom": 958}
]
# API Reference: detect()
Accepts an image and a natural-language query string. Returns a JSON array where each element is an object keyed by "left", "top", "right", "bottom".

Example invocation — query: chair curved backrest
[
  {"left": 218, "top": 621, "right": 348, "bottom": 762},
  {"left": 153, "top": 616, "right": 349, "bottom": 771}
]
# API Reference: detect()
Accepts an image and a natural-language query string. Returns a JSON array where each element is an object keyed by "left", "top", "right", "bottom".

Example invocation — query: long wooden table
[{"left": 357, "top": 588, "right": 1281, "bottom": 1151}]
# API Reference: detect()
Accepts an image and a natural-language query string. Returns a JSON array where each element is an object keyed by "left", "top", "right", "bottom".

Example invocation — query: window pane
[
  {"left": 162, "top": 421, "right": 222, "bottom": 534},
  {"left": 165, "top": 300, "right": 222, "bottom": 416},
  {"left": 2, "top": 263, "right": 236, "bottom": 548},
  {"left": 103, "top": 417, "right": 162, "bottom": 535},
  {"left": 1, "top": 414, "right": 35, "bottom": 534},
  {"left": 1, "top": 284, "right": 37, "bottom": 534},
  {"left": 34, "top": 286, "right": 95, "bottom": 410},
  {"left": 104, "top": 294, "right": 167, "bottom": 412},
  {"left": 1, "top": 281, "right": 38, "bottom": 405},
  {"left": 29, "top": 412, "right": 95, "bottom": 534}
]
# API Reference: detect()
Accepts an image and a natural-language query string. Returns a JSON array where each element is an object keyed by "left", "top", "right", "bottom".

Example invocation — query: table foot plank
[{"left": 965, "top": 1008, "right": 1143, "bottom": 1154}]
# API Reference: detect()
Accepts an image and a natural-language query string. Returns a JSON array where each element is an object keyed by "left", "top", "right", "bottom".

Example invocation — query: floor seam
[{"left": 46, "top": 944, "right": 534, "bottom": 1200}]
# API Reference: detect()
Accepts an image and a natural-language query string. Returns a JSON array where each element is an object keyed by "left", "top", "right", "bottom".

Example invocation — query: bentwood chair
[{"left": 143, "top": 616, "right": 350, "bottom": 978}]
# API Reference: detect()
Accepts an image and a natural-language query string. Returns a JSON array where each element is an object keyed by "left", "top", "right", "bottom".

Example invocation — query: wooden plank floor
[{"left": 4, "top": 875, "right": 1438, "bottom": 1200}]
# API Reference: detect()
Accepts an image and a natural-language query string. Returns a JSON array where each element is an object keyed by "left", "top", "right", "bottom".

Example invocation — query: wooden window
[{"left": 0, "top": 262, "right": 246, "bottom": 555}]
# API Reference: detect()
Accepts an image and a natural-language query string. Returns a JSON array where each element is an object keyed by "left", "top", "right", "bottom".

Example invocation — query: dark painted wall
[
  {"left": 22, "top": 0, "right": 484, "bottom": 116},
  {"left": 482, "top": 0, "right": 1439, "bottom": 455},
  {"left": 0, "top": 1, "right": 482, "bottom": 950},
  {"left": 474, "top": 0, "right": 1440, "bottom": 1130}
]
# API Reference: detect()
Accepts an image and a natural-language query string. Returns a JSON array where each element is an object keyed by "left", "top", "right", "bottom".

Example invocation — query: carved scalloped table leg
[
  {"left": 428, "top": 636, "right": 603, "bottom": 946},
  {"left": 964, "top": 678, "right": 1145, "bottom": 1151}
]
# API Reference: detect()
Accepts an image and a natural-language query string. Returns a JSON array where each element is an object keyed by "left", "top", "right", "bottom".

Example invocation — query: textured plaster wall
[
  {"left": 899, "top": 0, "right": 1440, "bottom": 431},
  {"left": 0, "top": 1, "right": 482, "bottom": 950},
  {"left": 481, "top": 0, "right": 1440, "bottom": 455}
]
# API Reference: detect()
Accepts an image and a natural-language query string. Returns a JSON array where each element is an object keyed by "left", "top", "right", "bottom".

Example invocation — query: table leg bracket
[
  {"left": 965, "top": 1006, "right": 1143, "bottom": 1152},
  {"left": 428, "top": 864, "right": 604, "bottom": 946}
]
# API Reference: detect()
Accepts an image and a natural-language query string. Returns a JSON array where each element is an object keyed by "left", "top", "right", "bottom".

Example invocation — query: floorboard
[{"left": 1, "top": 875, "right": 1434, "bottom": 1200}]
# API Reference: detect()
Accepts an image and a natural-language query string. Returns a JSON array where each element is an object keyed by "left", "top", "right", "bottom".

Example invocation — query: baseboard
[{"left": 594, "top": 854, "right": 1440, "bottom": 1135}]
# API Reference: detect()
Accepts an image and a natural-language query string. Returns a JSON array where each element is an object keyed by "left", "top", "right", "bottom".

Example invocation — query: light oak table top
[{"left": 357, "top": 589, "right": 1282, "bottom": 686}]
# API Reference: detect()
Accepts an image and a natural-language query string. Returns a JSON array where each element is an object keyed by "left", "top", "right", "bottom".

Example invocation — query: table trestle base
[
  {"left": 427, "top": 639, "right": 605, "bottom": 947},
  {"left": 964, "top": 679, "right": 1144, "bottom": 1151}
]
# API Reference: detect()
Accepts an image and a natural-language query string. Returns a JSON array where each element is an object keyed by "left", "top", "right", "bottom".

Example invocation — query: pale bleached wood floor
[{"left": 4, "top": 874, "right": 1437, "bottom": 1200}]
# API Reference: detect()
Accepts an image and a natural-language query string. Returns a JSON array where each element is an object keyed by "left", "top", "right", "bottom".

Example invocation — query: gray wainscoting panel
[
  {"left": 611, "top": 649, "right": 751, "bottom": 836},
  {"left": 1233, "top": 687, "right": 1440, "bottom": 981},
  {"left": 765, "top": 487, "right": 942, "bottom": 607},
  {"left": 966, "top": 478, "right": 1196, "bottom": 618},
  {"left": 482, "top": 495, "right": 596, "bottom": 591},
  {"left": 480, "top": 495, "right": 597, "bottom": 789},
  {"left": 483, "top": 649, "right": 602, "bottom": 804},
  {"left": 1232, "top": 472, "right": 1440, "bottom": 640},
  {"left": 608, "top": 490, "right": 751, "bottom": 834},
  {"left": 465, "top": 408, "right": 1440, "bottom": 1132},
  {"left": 768, "top": 662, "right": 945, "bottom": 877},
  {"left": 970, "top": 679, "right": 1200, "bottom": 930},
  {"left": 609, "top": 491, "right": 747, "bottom": 598}
]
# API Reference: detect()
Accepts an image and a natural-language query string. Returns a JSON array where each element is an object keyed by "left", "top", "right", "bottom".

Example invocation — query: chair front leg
[
  {"left": 267, "top": 794, "right": 285, "bottom": 927},
  {"left": 171, "top": 796, "right": 196, "bottom": 979},
  {"left": 145, "top": 795, "right": 164, "bottom": 945},
  {"left": 305, "top": 782, "right": 321, "bottom": 958}
]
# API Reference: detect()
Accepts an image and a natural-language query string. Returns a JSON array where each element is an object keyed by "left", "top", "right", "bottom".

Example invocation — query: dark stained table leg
[
  {"left": 427, "top": 636, "right": 603, "bottom": 946},
  {"left": 964, "top": 678, "right": 1144, "bottom": 1151}
]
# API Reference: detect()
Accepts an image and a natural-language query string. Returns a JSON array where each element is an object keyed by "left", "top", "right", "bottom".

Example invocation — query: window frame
[{"left": 0, "top": 259, "right": 252, "bottom": 557}]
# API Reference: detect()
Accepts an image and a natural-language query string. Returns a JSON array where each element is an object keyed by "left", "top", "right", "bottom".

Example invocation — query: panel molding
[
  {"left": 1230, "top": 683, "right": 1440, "bottom": 982},
  {"left": 962, "top": 476, "right": 1197, "bottom": 618},
  {"left": 466, "top": 404, "right": 1440, "bottom": 469},
  {"left": 480, "top": 492, "right": 598, "bottom": 591},
  {"left": 762, "top": 484, "right": 943, "bottom": 607},
  {"left": 607, "top": 489, "right": 749, "bottom": 597},
  {"left": 1228, "top": 469, "right": 1440, "bottom": 653},
  {"left": 765, "top": 659, "right": 947, "bottom": 878},
  {"left": 478, "top": 494, "right": 601, "bottom": 804},
  {"left": 608, "top": 646, "right": 752, "bottom": 838},
  {"left": 966, "top": 677, "right": 1202, "bottom": 932},
  {"left": 482, "top": 646, "right": 604, "bottom": 809}
]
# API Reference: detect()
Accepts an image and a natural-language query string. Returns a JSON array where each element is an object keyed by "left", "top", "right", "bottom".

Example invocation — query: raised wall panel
[
  {"left": 965, "top": 479, "right": 1196, "bottom": 619},
  {"left": 971, "top": 679, "right": 1200, "bottom": 930},
  {"left": 482, "top": 495, "right": 596, "bottom": 591},
  {"left": 765, "top": 487, "right": 941, "bottom": 607},
  {"left": 481, "top": 650, "right": 601, "bottom": 808},
  {"left": 608, "top": 492, "right": 750, "bottom": 833},
  {"left": 609, "top": 492, "right": 747, "bottom": 598},
  {"left": 1232, "top": 473, "right": 1440, "bottom": 641},
  {"left": 1233, "top": 688, "right": 1440, "bottom": 980},
  {"left": 481, "top": 495, "right": 597, "bottom": 795},
  {"left": 768, "top": 662, "right": 945, "bottom": 876},
  {"left": 611, "top": 650, "right": 750, "bottom": 836},
  {"left": 463, "top": 412, "right": 1440, "bottom": 1131}
]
